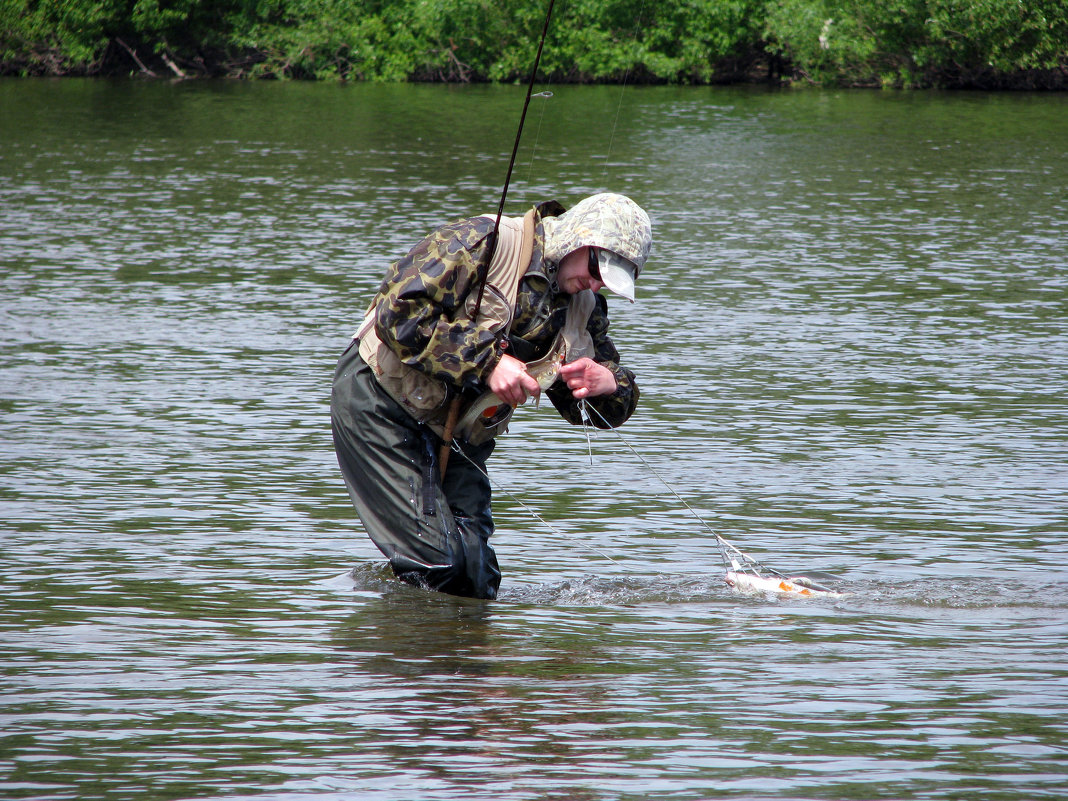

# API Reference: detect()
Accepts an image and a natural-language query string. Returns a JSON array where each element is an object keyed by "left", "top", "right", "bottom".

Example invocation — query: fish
[
  {"left": 724, "top": 570, "right": 843, "bottom": 599},
  {"left": 452, "top": 349, "right": 565, "bottom": 444},
  {"left": 524, "top": 347, "right": 565, "bottom": 402},
  {"left": 471, "top": 348, "right": 563, "bottom": 418}
]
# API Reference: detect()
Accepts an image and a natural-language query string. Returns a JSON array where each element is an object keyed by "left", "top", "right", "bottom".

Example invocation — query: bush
[
  {"left": 763, "top": 0, "right": 1068, "bottom": 88},
  {"left": 1, "top": 0, "right": 1065, "bottom": 87}
]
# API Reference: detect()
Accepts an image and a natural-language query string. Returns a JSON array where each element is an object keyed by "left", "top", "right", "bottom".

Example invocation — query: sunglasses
[{"left": 587, "top": 247, "right": 602, "bottom": 282}]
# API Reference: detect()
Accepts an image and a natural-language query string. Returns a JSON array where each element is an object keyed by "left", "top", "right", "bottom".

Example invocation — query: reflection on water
[{"left": 1, "top": 79, "right": 1067, "bottom": 800}]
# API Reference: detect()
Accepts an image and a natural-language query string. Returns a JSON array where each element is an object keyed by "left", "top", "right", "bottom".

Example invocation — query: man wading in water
[{"left": 330, "top": 193, "right": 652, "bottom": 599}]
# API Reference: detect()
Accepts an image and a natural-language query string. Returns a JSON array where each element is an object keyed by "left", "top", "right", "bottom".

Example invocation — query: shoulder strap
[{"left": 469, "top": 208, "right": 537, "bottom": 331}]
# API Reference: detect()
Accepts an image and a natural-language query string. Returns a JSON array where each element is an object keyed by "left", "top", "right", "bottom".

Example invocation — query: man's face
[{"left": 557, "top": 247, "right": 605, "bottom": 295}]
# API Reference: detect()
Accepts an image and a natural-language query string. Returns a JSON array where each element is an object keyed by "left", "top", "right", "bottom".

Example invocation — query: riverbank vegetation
[{"left": 2, "top": 0, "right": 1065, "bottom": 88}]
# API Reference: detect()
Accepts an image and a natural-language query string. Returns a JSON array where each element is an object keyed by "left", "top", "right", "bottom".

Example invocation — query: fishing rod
[
  {"left": 438, "top": 0, "right": 558, "bottom": 477},
  {"left": 429, "top": 6, "right": 839, "bottom": 600}
]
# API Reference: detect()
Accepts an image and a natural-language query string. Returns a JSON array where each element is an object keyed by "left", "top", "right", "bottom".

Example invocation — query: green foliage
[
  {"left": 920, "top": 0, "right": 1068, "bottom": 78},
  {"left": 521, "top": 0, "right": 764, "bottom": 83},
  {"left": 1, "top": 0, "right": 1065, "bottom": 86},
  {"left": 1, "top": 0, "right": 127, "bottom": 72},
  {"left": 763, "top": 0, "right": 1068, "bottom": 87},
  {"left": 222, "top": 0, "right": 420, "bottom": 80}
]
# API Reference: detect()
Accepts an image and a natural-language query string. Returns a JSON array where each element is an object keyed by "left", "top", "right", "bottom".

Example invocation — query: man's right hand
[{"left": 488, "top": 353, "right": 541, "bottom": 407}]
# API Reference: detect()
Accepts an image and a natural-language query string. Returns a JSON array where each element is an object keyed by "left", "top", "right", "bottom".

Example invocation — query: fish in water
[{"left": 725, "top": 570, "right": 843, "bottom": 598}]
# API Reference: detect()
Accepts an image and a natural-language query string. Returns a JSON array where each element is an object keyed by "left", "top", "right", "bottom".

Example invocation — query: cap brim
[{"left": 597, "top": 250, "right": 637, "bottom": 302}]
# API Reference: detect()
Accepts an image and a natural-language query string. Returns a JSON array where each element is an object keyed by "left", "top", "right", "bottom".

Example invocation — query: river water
[{"left": 1, "top": 78, "right": 1066, "bottom": 800}]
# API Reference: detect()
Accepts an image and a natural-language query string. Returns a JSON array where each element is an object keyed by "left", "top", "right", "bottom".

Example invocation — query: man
[{"left": 330, "top": 192, "right": 652, "bottom": 600}]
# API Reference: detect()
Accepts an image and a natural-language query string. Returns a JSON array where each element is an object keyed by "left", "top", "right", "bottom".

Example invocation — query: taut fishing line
[
  {"left": 450, "top": 408, "right": 843, "bottom": 597},
  {"left": 449, "top": 2, "right": 839, "bottom": 598},
  {"left": 452, "top": 399, "right": 840, "bottom": 596},
  {"left": 579, "top": 403, "right": 777, "bottom": 575},
  {"left": 450, "top": 438, "right": 622, "bottom": 566},
  {"left": 578, "top": 404, "right": 843, "bottom": 597}
]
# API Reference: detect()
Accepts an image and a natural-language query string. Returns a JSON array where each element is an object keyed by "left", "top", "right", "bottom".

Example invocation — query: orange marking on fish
[{"left": 726, "top": 571, "right": 841, "bottom": 599}]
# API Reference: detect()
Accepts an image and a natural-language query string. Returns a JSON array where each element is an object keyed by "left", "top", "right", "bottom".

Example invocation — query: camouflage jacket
[{"left": 371, "top": 201, "right": 639, "bottom": 428}]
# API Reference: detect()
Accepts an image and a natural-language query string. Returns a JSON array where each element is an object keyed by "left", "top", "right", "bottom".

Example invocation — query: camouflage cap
[{"left": 543, "top": 193, "right": 652, "bottom": 302}]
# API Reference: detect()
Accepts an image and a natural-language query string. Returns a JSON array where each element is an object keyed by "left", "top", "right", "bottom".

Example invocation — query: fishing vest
[{"left": 355, "top": 208, "right": 595, "bottom": 443}]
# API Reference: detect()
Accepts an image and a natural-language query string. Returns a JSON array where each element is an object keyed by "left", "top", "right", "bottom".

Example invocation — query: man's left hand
[{"left": 559, "top": 358, "right": 617, "bottom": 400}]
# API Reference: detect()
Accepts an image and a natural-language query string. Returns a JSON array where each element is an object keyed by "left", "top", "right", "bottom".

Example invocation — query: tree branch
[{"left": 115, "top": 38, "right": 156, "bottom": 77}]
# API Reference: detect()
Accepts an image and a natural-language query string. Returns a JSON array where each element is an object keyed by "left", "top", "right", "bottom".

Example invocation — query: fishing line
[
  {"left": 578, "top": 399, "right": 594, "bottom": 465},
  {"left": 580, "top": 402, "right": 788, "bottom": 578},
  {"left": 482, "top": 0, "right": 557, "bottom": 267},
  {"left": 450, "top": 410, "right": 774, "bottom": 579},
  {"left": 520, "top": 91, "right": 553, "bottom": 191},
  {"left": 524, "top": 92, "right": 554, "bottom": 183},
  {"left": 440, "top": 0, "right": 557, "bottom": 475},
  {"left": 569, "top": 409, "right": 844, "bottom": 596},
  {"left": 449, "top": 438, "right": 623, "bottom": 566}
]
